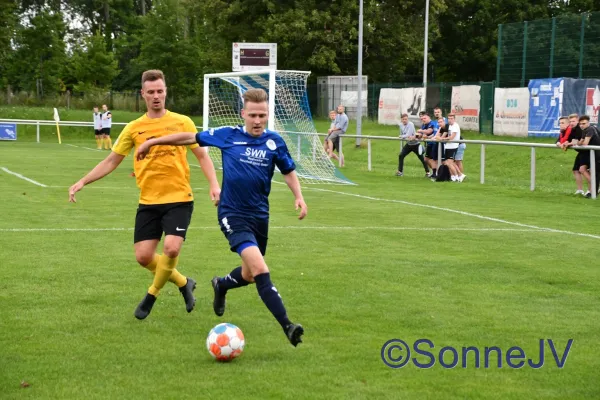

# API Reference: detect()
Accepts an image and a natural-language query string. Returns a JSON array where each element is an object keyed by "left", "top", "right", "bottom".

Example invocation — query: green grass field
[{"left": 1, "top": 106, "right": 600, "bottom": 399}]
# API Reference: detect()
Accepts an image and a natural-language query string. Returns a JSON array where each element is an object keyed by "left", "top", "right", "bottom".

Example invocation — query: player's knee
[
  {"left": 250, "top": 263, "right": 269, "bottom": 277},
  {"left": 241, "top": 267, "right": 255, "bottom": 283},
  {"left": 135, "top": 252, "right": 154, "bottom": 267},
  {"left": 579, "top": 165, "right": 588, "bottom": 174},
  {"left": 162, "top": 244, "right": 181, "bottom": 258}
]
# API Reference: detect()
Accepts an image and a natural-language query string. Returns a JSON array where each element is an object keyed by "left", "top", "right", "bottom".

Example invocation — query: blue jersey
[
  {"left": 195, "top": 125, "right": 296, "bottom": 219},
  {"left": 421, "top": 120, "right": 439, "bottom": 138}
]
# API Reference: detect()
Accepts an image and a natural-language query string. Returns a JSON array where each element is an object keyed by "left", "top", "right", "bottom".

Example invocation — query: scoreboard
[{"left": 232, "top": 43, "right": 277, "bottom": 71}]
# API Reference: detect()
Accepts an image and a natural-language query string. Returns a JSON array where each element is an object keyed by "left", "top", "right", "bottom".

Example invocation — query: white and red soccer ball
[{"left": 206, "top": 323, "right": 245, "bottom": 361}]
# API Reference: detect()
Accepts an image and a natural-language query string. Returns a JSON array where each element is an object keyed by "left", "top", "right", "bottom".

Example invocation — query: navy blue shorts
[
  {"left": 218, "top": 216, "right": 269, "bottom": 256},
  {"left": 425, "top": 142, "right": 438, "bottom": 159}
]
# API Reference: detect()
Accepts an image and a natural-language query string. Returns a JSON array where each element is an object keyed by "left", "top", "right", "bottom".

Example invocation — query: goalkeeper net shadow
[{"left": 203, "top": 70, "right": 354, "bottom": 185}]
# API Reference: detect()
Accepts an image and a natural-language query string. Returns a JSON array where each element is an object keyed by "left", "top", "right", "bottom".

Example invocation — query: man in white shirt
[
  {"left": 93, "top": 106, "right": 103, "bottom": 149},
  {"left": 435, "top": 114, "right": 465, "bottom": 182},
  {"left": 101, "top": 104, "right": 113, "bottom": 150}
]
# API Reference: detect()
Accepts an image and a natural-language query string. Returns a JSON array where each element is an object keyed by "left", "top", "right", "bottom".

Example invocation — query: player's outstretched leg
[
  {"left": 211, "top": 266, "right": 250, "bottom": 316},
  {"left": 254, "top": 272, "right": 304, "bottom": 347}
]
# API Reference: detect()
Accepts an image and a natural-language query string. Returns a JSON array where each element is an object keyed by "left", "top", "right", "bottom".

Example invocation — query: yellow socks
[
  {"left": 143, "top": 254, "right": 160, "bottom": 273},
  {"left": 148, "top": 254, "right": 179, "bottom": 296},
  {"left": 143, "top": 253, "right": 187, "bottom": 288},
  {"left": 95, "top": 137, "right": 102, "bottom": 149},
  {"left": 103, "top": 137, "right": 112, "bottom": 149}
]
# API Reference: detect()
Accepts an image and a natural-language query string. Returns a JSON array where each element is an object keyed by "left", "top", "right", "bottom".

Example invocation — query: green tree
[
  {"left": 69, "top": 32, "right": 120, "bottom": 92},
  {"left": 0, "top": 0, "right": 18, "bottom": 89},
  {"left": 433, "top": 0, "right": 556, "bottom": 82},
  {"left": 132, "top": 0, "right": 199, "bottom": 98},
  {"left": 6, "top": 9, "right": 67, "bottom": 95}
]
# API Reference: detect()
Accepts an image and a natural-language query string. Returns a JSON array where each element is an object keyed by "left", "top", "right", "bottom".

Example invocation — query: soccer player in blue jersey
[{"left": 135, "top": 88, "right": 307, "bottom": 346}]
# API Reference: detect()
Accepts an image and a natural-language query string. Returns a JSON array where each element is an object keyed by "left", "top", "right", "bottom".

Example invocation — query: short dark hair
[
  {"left": 418, "top": 111, "right": 426, "bottom": 116},
  {"left": 243, "top": 88, "right": 268, "bottom": 105},
  {"left": 579, "top": 115, "right": 590, "bottom": 122},
  {"left": 142, "top": 70, "right": 166, "bottom": 87},
  {"left": 434, "top": 106, "right": 442, "bottom": 111},
  {"left": 559, "top": 116, "right": 568, "bottom": 122},
  {"left": 422, "top": 112, "right": 430, "bottom": 117}
]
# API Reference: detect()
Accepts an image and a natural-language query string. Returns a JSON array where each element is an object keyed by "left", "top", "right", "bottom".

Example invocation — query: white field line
[
  {"left": 48, "top": 186, "right": 137, "bottom": 190},
  {"left": 13, "top": 143, "right": 599, "bottom": 240},
  {"left": 0, "top": 167, "right": 47, "bottom": 187},
  {"left": 47, "top": 186, "right": 205, "bottom": 191},
  {"left": 66, "top": 144, "right": 103, "bottom": 152},
  {"left": 307, "top": 188, "right": 600, "bottom": 240},
  {"left": 0, "top": 226, "right": 548, "bottom": 233}
]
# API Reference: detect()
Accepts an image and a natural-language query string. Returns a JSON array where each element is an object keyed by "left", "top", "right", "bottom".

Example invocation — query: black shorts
[
  {"left": 218, "top": 215, "right": 269, "bottom": 256},
  {"left": 578, "top": 151, "right": 599, "bottom": 169},
  {"left": 134, "top": 201, "right": 194, "bottom": 243},
  {"left": 425, "top": 142, "right": 439, "bottom": 159},
  {"left": 101, "top": 127, "right": 111, "bottom": 136},
  {"left": 573, "top": 152, "right": 584, "bottom": 171},
  {"left": 444, "top": 148, "right": 457, "bottom": 160},
  {"left": 94, "top": 129, "right": 102, "bottom": 136}
]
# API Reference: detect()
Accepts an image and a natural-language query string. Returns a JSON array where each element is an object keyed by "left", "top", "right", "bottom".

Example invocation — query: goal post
[{"left": 203, "top": 70, "right": 353, "bottom": 185}]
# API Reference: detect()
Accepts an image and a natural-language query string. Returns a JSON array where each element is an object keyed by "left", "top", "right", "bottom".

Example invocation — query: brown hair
[
  {"left": 141, "top": 70, "right": 166, "bottom": 87},
  {"left": 401, "top": 113, "right": 408, "bottom": 118},
  {"left": 447, "top": 113, "right": 455, "bottom": 118},
  {"left": 579, "top": 115, "right": 590, "bottom": 122},
  {"left": 559, "top": 116, "right": 569, "bottom": 122},
  {"left": 243, "top": 88, "right": 268, "bottom": 105}
]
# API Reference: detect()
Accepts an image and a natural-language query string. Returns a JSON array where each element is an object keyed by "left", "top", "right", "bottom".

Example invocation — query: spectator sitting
[
  {"left": 323, "top": 110, "right": 337, "bottom": 153},
  {"left": 326, "top": 104, "right": 348, "bottom": 166}
]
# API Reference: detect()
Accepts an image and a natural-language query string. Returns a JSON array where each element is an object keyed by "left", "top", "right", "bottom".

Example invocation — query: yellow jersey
[{"left": 112, "top": 110, "right": 199, "bottom": 205}]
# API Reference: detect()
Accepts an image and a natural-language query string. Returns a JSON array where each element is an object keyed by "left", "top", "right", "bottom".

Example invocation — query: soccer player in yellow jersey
[{"left": 68, "top": 69, "right": 221, "bottom": 320}]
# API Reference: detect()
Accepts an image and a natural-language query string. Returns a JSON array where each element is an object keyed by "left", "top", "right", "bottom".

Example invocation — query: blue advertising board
[
  {"left": 563, "top": 78, "right": 600, "bottom": 124},
  {"left": 528, "top": 78, "right": 563, "bottom": 137},
  {"left": 0, "top": 123, "right": 17, "bottom": 140}
]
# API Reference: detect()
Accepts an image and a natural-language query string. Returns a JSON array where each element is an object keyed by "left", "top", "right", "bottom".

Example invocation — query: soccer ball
[{"left": 206, "top": 323, "right": 245, "bottom": 361}]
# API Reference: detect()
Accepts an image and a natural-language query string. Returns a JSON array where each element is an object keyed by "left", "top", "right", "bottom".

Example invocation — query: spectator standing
[
  {"left": 93, "top": 106, "right": 103, "bottom": 149},
  {"left": 396, "top": 113, "right": 429, "bottom": 177}
]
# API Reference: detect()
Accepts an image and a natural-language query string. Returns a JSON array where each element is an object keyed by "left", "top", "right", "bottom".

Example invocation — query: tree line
[{"left": 1, "top": 0, "right": 599, "bottom": 104}]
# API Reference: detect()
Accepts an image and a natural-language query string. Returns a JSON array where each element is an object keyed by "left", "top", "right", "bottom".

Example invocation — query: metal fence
[
  {"left": 1, "top": 118, "right": 598, "bottom": 199},
  {"left": 309, "top": 81, "right": 496, "bottom": 134},
  {"left": 496, "top": 12, "right": 600, "bottom": 88}
]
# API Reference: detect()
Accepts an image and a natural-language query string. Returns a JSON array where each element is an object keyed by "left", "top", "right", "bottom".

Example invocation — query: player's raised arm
[{"left": 136, "top": 132, "right": 197, "bottom": 160}]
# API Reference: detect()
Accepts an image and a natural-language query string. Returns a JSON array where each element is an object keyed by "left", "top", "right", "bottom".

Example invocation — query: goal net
[{"left": 203, "top": 70, "right": 353, "bottom": 184}]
